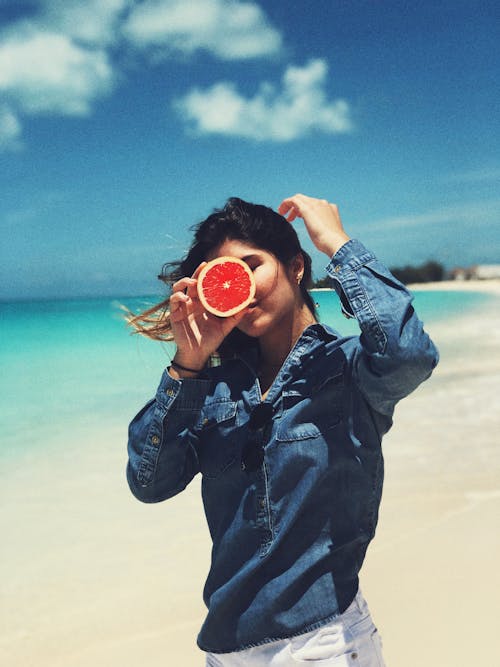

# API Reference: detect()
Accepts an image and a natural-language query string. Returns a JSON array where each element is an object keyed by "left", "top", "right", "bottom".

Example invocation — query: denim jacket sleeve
[
  {"left": 326, "top": 239, "right": 439, "bottom": 416},
  {"left": 126, "top": 369, "right": 210, "bottom": 503}
]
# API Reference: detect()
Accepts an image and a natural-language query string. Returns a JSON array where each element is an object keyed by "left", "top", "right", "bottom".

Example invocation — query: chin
[{"left": 237, "top": 311, "right": 272, "bottom": 338}]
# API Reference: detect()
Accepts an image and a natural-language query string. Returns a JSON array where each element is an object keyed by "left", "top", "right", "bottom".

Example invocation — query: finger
[
  {"left": 169, "top": 292, "right": 190, "bottom": 319},
  {"left": 184, "top": 262, "right": 208, "bottom": 300},
  {"left": 278, "top": 201, "right": 298, "bottom": 222},
  {"left": 278, "top": 200, "right": 292, "bottom": 215},
  {"left": 170, "top": 302, "right": 187, "bottom": 323},
  {"left": 278, "top": 197, "right": 298, "bottom": 216},
  {"left": 191, "top": 262, "right": 207, "bottom": 279},
  {"left": 169, "top": 291, "right": 189, "bottom": 306},
  {"left": 278, "top": 194, "right": 309, "bottom": 221},
  {"left": 284, "top": 206, "right": 299, "bottom": 223},
  {"left": 172, "top": 277, "right": 197, "bottom": 293},
  {"left": 169, "top": 292, "right": 195, "bottom": 312},
  {"left": 170, "top": 306, "right": 186, "bottom": 323}
]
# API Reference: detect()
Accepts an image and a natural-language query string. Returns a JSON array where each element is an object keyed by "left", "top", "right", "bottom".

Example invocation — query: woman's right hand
[
  {"left": 168, "top": 263, "right": 247, "bottom": 373},
  {"left": 278, "top": 194, "right": 350, "bottom": 258}
]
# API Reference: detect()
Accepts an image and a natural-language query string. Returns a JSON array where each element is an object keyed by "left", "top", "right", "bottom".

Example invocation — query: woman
[{"left": 126, "top": 194, "right": 438, "bottom": 665}]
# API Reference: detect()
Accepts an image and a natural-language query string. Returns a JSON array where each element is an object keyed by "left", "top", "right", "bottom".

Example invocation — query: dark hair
[{"left": 126, "top": 197, "right": 317, "bottom": 357}]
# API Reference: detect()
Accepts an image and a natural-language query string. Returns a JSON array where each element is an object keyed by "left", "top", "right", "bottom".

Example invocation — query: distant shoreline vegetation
[
  {"left": 311, "top": 261, "right": 445, "bottom": 287},
  {"left": 388, "top": 260, "right": 445, "bottom": 285},
  {"left": 312, "top": 260, "right": 500, "bottom": 287}
]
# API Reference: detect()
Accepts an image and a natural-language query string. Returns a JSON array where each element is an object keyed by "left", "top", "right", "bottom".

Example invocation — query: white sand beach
[
  {"left": 362, "top": 281, "right": 500, "bottom": 666},
  {"left": 1, "top": 281, "right": 499, "bottom": 666},
  {"left": 407, "top": 278, "right": 500, "bottom": 294}
]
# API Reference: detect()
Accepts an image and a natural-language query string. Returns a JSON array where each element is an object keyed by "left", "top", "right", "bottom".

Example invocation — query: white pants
[{"left": 205, "top": 589, "right": 386, "bottom": 666}]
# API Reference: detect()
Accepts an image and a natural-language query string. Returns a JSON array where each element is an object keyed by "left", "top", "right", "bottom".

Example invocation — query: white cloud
[
  {"left": 0, "top": 105, "right": 22, "bottom": 151},
  {"left": 0, "top": 24, "right": 115, "bottom": 116},
  {"left": 0, "top": 3, "right": 353, "bottom": 150},
  {"left": 123, "top": 0, "right": 282, "bottom": 60},
  {"left": 174, "top": 59, "right": 354, "bottom": 141},
  {"left": 0, "top": 0, "right": 285, "bottom": 149},
  {"left": 40, "top": 0, "right": 130, "bottom": 47}
]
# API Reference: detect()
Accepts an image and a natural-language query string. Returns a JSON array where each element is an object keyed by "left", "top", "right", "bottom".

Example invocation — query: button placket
[{"left": 257, "top": 461, "right": 274, "bottom": 557}]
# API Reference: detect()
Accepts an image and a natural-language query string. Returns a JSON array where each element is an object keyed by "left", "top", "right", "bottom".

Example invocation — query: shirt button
[
  {"left": 259, "top": 498, "right": 266, "bottom": 509},
  {"left": 166, "top": 389, "right": 175, "bottom": 397},
  {"left": 151, "top": 435, "right": 160, "bottom": 446},
  {"left": 350, "top": 652, "right": 358, "bottom": 660},
  {"left": 334, "top": 265, "right": 342, "bottom": 273}
]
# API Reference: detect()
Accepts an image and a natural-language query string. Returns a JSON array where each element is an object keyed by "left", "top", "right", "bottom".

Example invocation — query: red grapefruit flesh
[{"left": 197, "top": 256, "right": 256, "bottom": 317}]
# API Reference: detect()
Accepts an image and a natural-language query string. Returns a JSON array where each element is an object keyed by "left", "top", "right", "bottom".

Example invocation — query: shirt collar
[{"left": 236, "top": 321, "right": 338, "bottom": 370}]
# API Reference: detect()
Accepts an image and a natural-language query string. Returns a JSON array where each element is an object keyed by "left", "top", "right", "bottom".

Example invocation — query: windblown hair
[{"left": 126, "top": 197, "right": 317, "bottom": 358}]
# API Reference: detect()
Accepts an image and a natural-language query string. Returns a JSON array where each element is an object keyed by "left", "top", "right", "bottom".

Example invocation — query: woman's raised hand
[
  {"left": 169, "top": 263, "right": 246, "bottom": 372},
  {"left": 278, "top": 194, "right": 350, "bottom": 258}
]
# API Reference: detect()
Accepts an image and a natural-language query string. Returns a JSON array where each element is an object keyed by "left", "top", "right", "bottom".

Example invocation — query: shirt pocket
[
  {"left": 276, "top": 368, "right": 345, "bottom": 443},
  {"left": 195, "top": 399, "right": 239, "bottom": 479}
]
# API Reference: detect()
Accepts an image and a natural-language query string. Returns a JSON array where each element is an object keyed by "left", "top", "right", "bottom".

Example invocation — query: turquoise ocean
[{"left": 1, "top": 289, "right": 495, "bottom": 466}]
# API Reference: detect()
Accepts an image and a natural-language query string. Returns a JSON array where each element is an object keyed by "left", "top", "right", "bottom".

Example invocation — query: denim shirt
[{"left": 126, "top": 239, "right": 439, "bottom": 653}]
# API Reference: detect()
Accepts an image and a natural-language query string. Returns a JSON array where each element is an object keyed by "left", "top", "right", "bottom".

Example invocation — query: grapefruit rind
[{"left": 197, "top": 256, "right": 256, "bottom": 317}]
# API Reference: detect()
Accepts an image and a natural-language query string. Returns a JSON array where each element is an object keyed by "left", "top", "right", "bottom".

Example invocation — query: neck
[{"left": 258, "top": 302, "right": 316, "bottom": 372}]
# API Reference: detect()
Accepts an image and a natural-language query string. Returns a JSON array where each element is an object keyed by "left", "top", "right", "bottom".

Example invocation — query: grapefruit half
[{"left": 197, "top": 256, "right": 256, "bottom": 317}]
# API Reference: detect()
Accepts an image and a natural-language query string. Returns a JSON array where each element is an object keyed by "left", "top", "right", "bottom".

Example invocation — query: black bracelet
[{"left": 170, "top": 359, "right": 204, "bottom": 374}]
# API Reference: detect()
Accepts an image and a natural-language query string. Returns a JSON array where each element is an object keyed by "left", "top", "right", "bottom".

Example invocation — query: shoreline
[
  {"left": 312, "top": 279, "right": 500, "bottom": 295},
  {"left": 406, "top": 278, "right": 500, "bottom": 294}
]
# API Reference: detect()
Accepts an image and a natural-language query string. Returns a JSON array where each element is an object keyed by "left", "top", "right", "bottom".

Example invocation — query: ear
[{"left": 288, "top": 253, "right": 305, "bottom": 285}]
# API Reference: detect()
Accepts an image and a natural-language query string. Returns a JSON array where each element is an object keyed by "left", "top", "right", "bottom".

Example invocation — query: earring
[{"left": 297, "top": 273, "right": 303, "bottom": 285}]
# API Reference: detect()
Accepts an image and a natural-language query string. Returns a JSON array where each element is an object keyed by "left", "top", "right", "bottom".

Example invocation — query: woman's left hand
[{"left": 278, "top": 194, "right": 350, "bottom": 257}]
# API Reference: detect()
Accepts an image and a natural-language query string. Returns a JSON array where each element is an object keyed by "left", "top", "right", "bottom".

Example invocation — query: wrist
[
  {"left": 170, "top": 354, "right": 208, "bottom": 379},
  {"left": 168, "top": 365, "right": 200, "bottom": 380},
  {"left": 324, "top": 233, "right": 351, "bottom": 258}
]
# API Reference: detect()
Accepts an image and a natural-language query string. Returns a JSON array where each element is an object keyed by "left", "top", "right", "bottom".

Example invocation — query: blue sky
[{"left": 1, "top": 0, "right": 499, "bottom": 300}]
